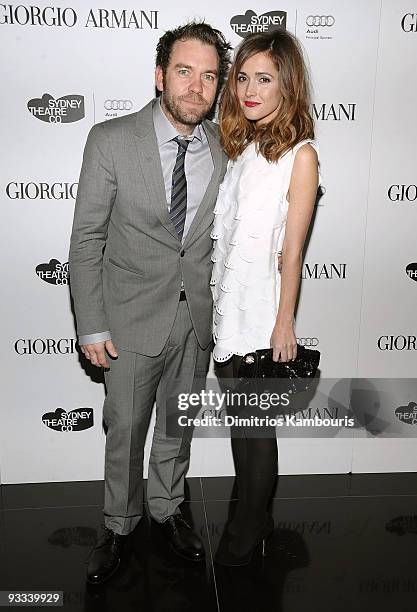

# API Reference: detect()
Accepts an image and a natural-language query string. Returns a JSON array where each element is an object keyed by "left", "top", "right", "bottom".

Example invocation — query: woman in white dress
[{"left": 211, "top": 30, "right": 321, "bottom": 565}]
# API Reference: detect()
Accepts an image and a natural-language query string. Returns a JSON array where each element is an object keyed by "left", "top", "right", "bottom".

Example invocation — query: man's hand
[{"left": 80, "top": 340, "right": 118, "bottom": 368}]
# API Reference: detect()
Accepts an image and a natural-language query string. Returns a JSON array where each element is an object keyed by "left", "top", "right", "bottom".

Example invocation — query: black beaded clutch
[{"left": 238, "top": 343, "right": 321, "bottom": 394}]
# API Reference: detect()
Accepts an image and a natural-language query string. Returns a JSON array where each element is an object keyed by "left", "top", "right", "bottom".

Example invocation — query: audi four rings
[
  {"left": 104, "top": 100, "right": 133, "bottom": 110},
  {"left": 298, "top": 338, "right": 319, "bottom": 347},
  {"left": 306, "top": 15, "right": 335, "bottom": 26}
]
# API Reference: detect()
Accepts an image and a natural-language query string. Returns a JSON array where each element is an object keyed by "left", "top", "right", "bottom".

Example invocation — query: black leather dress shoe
[
  {"left": 86, "top": 525, "right": 126, "bottom": 585},
  {"left": 155, "top": 515, "right": 205, "bottom": 562}
]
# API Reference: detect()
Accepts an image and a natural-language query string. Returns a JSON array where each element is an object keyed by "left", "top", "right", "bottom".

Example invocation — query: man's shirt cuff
[{"left": 78, "top": 331, "right": 111, "bottom": 345}]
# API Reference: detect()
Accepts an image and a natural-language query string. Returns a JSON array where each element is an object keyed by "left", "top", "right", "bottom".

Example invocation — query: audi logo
[
  {"left": 306, "top": 15, "right": 335, "bottom": 27},
  {"left": 104, "top": 99, "right": 133, "bottom": 111},
  {"left": 297, "top": 337, "right": 319, "bottom": 347}
]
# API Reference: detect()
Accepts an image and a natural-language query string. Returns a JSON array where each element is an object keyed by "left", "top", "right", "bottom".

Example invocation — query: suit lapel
[
  {"left": 182, "top": 120, "right": 224, "bottom": 248},
  {"left": 133, "top": 101, "right": 225, "bottom": 246},
  {"left": 133, "top": 100, "right": 179, "bottom": 241}
]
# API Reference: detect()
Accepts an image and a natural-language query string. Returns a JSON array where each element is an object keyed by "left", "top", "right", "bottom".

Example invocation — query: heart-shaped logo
[
  {"left": 230, "top": 10, "right": 287, "bottom": 38},
  {"left": 27, "top": 93, "right": 85, "bottom": 123},
  {"left": 406, "top": 263, "right": 417, "bottom": 282},
  {"left": 395, "top": 402, "right": 417, "bottom": 425},
  {"left": 42, "top": 408, "right": 94, "bottom": 432},
  {"left": 36, "top": 259, "right": 69, "bottom": 285}
]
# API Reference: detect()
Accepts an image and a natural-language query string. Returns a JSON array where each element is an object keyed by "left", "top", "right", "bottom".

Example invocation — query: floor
[{"left": 1, "top": 473, "right": 417, "bottom": 611}]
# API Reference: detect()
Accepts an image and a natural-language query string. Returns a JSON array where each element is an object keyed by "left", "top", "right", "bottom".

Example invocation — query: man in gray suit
[{"left": 69, "top": 22, "right": 231, "bottom": 584}]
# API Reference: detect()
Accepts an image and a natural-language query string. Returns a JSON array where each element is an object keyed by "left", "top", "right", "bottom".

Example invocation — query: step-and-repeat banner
[{"left": 0, "top": 1, "right": 416, "bottom": 484}]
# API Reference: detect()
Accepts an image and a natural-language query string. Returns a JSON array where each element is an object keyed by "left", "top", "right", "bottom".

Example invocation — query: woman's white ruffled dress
[{"left": 210, "top": 139, "right": 320, "bottom": 363}]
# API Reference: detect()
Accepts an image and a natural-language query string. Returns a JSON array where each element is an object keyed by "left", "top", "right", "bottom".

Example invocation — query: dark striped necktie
[{"left": 170, "top": 136, "right": 190, "bottom": 239}]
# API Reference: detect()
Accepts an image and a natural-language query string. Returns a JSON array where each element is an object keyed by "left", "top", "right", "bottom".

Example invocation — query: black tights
[{"left": 215, "top": 356, "right": 278, "bottom": 531}]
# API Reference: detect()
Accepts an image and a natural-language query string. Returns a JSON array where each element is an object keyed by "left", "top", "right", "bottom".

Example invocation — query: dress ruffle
[{"left": 210, "top": 140, "right": 321, "bottom": 363}]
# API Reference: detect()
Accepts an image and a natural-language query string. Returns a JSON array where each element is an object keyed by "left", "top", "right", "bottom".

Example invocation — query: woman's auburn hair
[{"left": 219, "top": 30, "right": 315, "bottom": 163}]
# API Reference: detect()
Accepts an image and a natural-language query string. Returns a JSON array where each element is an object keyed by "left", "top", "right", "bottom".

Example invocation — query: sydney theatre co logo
[
  {"left": 395, "top": 402, "right": 417, "bottom": 426},
  {"left": 230, "top": 10, "right": 287, "bottom": 37},
  {"left": 406, "top": 263, "right": 417, "bottom": 281},
  {"left": 42, "top": 407, "right": 94, "bottom": 432},
  {"left": 36, "top": 259, "right": 69, "bottom": 285},
  {"left": 28, "top": 93, "right": 84, "bottom": 123}
]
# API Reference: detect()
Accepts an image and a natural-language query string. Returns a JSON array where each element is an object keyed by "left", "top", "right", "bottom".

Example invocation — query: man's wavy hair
[
  {"left": 220, "top": 30, "right": 314, "bottom": 162},
  {"left": 155, "top": 21, "right": 232, "bottom": 94}
]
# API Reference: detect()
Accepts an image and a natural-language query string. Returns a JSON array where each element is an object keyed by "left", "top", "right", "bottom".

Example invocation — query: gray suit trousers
[{"left": 102, "top": 299, "right": 210, "bottom": 535}]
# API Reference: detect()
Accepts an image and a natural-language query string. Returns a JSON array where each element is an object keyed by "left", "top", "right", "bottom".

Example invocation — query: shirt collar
[{"left": 153, "top": 96, "right": 203, "bottom": 146}]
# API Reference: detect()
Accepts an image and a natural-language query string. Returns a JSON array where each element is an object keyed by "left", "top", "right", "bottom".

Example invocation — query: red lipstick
[{"left": 244, "top": 101, "right": 261, "bottom": 107}]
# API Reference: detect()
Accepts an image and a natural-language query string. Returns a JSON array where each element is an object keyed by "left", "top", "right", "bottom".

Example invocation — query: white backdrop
[{"left": 1, "top": 0, "right": 416, "bottom": 484}]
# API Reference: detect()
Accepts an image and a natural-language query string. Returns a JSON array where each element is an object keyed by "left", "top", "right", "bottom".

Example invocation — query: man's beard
[{"left": 162, "top": 90, "right": 212, "bottom": 126}]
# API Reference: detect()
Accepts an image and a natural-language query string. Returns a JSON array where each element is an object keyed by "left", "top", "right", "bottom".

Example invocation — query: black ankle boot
[{"left": 86, "top": 525, "right": 127, "bottom": 585}]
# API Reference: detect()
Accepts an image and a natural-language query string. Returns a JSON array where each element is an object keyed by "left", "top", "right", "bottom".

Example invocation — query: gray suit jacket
[{"left": 69, "top": 99, "right": 228, "bottom": 356}]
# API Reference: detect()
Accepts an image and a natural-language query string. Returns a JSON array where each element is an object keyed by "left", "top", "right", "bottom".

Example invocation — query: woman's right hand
[{"left": 270, "top": 321, "right": 297, "bottom": 363}]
